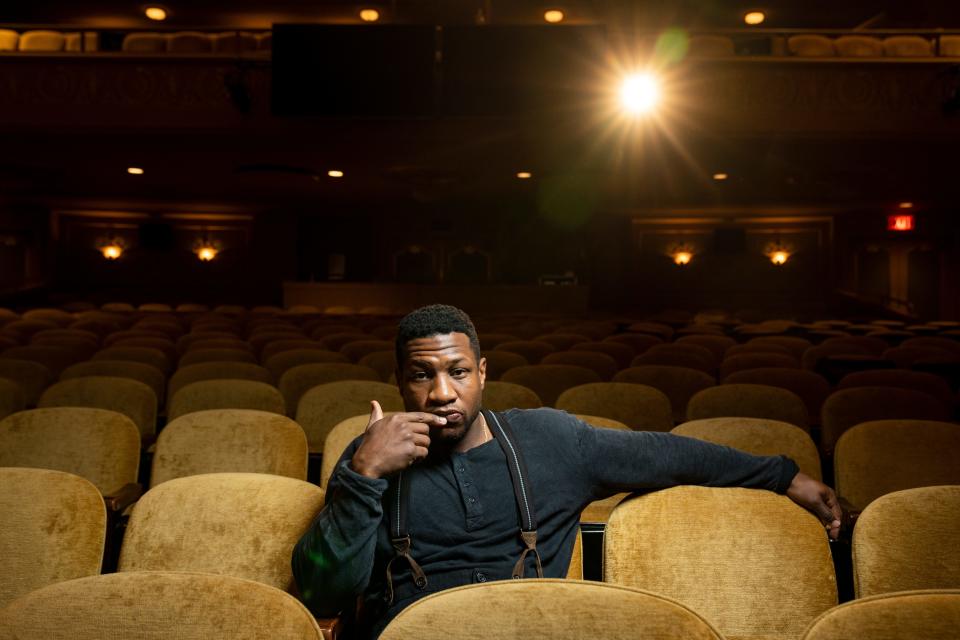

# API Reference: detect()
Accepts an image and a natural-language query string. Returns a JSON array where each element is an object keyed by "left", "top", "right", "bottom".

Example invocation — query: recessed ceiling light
[
  {"left": 516, "top": 171, "right": 532, "bottom": 179},
  {"left": 544, "top": 9, "right": 564, "bottom": 23},
  {"left": 744, "top": 11, "right": 765, "bottom": 26},
  {"left": 327, "top": 170, "right": 344, "bottom": 178},
  {"left": 127, "top": 167, "right": 144, "bottom": 175},
  {"left": 898, "top": 201, "right": 914, "bottom": 209},
  {"left": 144, "top": 6, "right": 167, "bottom": 21},
  {"left": 359, "top": 9, "right": 380, "bottom": 22},
  {"left": 620, "top": 73, "right": 660, "bottom": 115},
  {"left": 713, "top": 172, "right": 728, "bottom": 181}
]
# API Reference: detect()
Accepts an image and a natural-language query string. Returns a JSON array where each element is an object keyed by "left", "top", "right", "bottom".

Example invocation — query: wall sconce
[
  {"left": 99, "top": 240, "right": 124, "bottom": 260},
  {"left": 765, "top": 241, "right": 792, "bottom": 266},
  {"left": 194, "top": 234, "right": 219, "bottom": 262},
  {"left": 668, "top": 244, "right": 694, "bottom": 266}
]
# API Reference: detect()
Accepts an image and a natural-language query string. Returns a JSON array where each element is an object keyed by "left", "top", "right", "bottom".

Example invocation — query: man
[{"left": 293, "top": 304, "right": 842, "bottom": 638}]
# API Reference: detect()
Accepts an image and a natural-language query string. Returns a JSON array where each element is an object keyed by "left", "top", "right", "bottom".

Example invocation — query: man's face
[{"left": 397, "top": 332, "right": 486, "bottom": 446}]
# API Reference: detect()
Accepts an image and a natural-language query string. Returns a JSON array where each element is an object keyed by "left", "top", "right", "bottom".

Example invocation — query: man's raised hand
[{"left": 349, "top": 401, "right": 446, "bottom": 479}]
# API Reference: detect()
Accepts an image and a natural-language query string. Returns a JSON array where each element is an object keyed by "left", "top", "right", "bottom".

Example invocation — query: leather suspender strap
[
  {"left": 384, "top": 471, "right": 427, "bottom": 605},
  {"left": 482, "top": 409, "right": 543, "bottom": 580},
  {"left": 384, "top": 409, "right": 542, "bottom": 605}
]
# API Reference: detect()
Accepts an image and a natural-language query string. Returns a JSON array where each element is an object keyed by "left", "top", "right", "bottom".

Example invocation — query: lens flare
[{"left": 620, "top": 73, "right": 660, "bottom": 115}]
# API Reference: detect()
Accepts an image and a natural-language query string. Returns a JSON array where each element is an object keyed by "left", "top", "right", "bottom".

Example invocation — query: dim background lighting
[
  {"left": 620, "top": 73, "right": 660, "bottom": 115},
  {"left": 544, "top": 10, "right": 565, "bottom": 23},
  {"left": 888, "top": 215, "right": 914, "bottom": 231},
  {"left": 327, "top": 170, "right": 344, "bottom": 178},
  {"left": 673, "top": 251, "right": 692, "bottom": 266},
  {"left": 770, "top": 251, "right": 789, "bottom": 265},
  {"left": 197, "top": 246, "right": 217, "bottom": 261},
  {"left": 898, "top": 201, "right": 914, "bottom": 209},
  {"left": 516, "top": 171, "right": 532, "bottom": 179},
  {"left": 127, "top": 167, "right": 144, "bottom": 175},
  {"left": 744, "top": 11, "right": 766, "bottom": 26},
  {"left": 101, "top": 244, "right": 123, "bottom": 260},
  {"left": 359, "top": 9, "right": 380, "bottom": 22},
  {"left": 144, "top": 6, "right": 167, "bottom": 21},
  {"left": 713, "top": 173, "right": 728, "bottom": 181}
]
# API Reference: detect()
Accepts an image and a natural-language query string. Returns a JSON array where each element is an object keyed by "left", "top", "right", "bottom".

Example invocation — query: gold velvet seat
[
  {"left": 687, "top": 383, "right": 810, "bottom": 431},
  {"left": 720, "top": 353, "right": 800, "bottom": 379},
  {"left": 482, "top": 380, "right": 542, "bottom": 411},
  {"left": 494, "top": 340, "right": 558, "bottom": 364},
  {"left": 260, "top": 339, "right": 324, "bottom": 362},
  {"left": 62, "top": 360, "right": 166, "bottom": 408},
  {"left": 834, "top": 420, "right": 960, "bottom": 511},
  {"left": 605, "top": 486, "right": 837, "bottom": 640},
  {"left": 0, "top": 468, "right": 106, "bottom": 609},
  {"left": 264, "top": 348, "right": 350, "bottom": 381},
  {"left": 613, "top": 365, "right": 716, "bottom": 424},
  {"left": 575, "top": 414, "right": 630, "bottom": 430},
  {"left": 631, "top": 347, "right": 715, "bottom": 375},
  {"left": 477, "top": 332, "right": 520, "bottom": 349},
  {"left": 723, "top": 368, "right": 831, "bottom": 427},
  {"left": 93, "top": 345, "right": 172, "bottom": 374},
  {"left": 296, "top": 380, "right": 404, "bottom": 453},
  {"left": 103, "top": 328, "right": 170, "bottom": 346},
  {"left": 800, "top": 590, "right": 960, "bottom": 640},
  {"left": 837, "top": 369, "right": 954, "bottom": 413},
  {"left": 1, "top": 345, "right": 84, "bottom": 378},
  {"left": 480, "top": 349, "right": 529, "bottom": 380},
  {"left": 118, "top": 472, "right": 324, "bottom": 592},
  {"left": 279, "top": 362, "right": 381, "bottom": 417},
  {"left": 320, "top": 413, "right": 382, "bottom": 489},
  {"left": 39, "top": 376, "right": 158, "bottom": 440},
  {"left": 0, "top": 407, "right": 140, "bottom": 496},
  {"left": 178, "top": 347, "right": 257, "bottom": 367},
  {"left": 168, "top": 379, "right": 284, "bottom": 421},
  {"left": 319, "top": 332, "right": 372, "bottom": 352},
  {"left": 357, "top": 350, "right": 397, "bottom": 381},
  {"left": 167, "top": 361, "right": 272, "bottom": 412},
  {"left": 0, "top": 378, "right": 26, "bottom": 420},
  {"left": 543, "top": 350, "right": 620, "bottom": 380},
  {"left": 820, "top": 387, "right": 948, "bottom": 455},
  {"left": 556, "top": 382, "right": 672, "bottom": 431},
  {"left": 852, "top": 486, "right": 960, "bottom": 597},
  {"left": 175, "top": 331, "right": 241, "bottom": 353},
  {"left": 725, "top": 342, "right": 792, "bottom": 357},
  {"left": 570, "top": 340, "right": 635, "bottom": 369},
  {"left": 340, "top": 339, "right": 394, "bottom": 363},
  {"left": 747, "top": 336, "right": 812, "bottom": 359},
  {"left": 676, "top": 334, "right": 735, "bottom": 362},
  {"left": 152, "top": 409, "right": 308, "bottom": 486},
  {"left": 603, "top": 332, "right": 663, "bottom": 355},
  {"left": 107, "top": 336, "right": 178, "bottom": 363},
  {"left": 672, "top": 417, "right": 822, "bottom": 480},
  {"left": 533, "top": 332, "right": 592, "bottom": 351},
  {"left": 380, "top": 579, "right": 725, "bottom": 640},
  {"left": 501, "top": 365, "right": 602, "bottom": 407},
  {"left": 0, "top": 571, "right": 326, "bottom": 640}
]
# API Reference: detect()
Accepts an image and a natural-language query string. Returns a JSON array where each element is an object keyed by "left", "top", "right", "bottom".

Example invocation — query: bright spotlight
[
  {"left": 744, "top": 11, "right": 765, "bottom": 26},
  {"left": 620, "top": 73, "right": 660, "bottom": 115},
  {"left": 544, "top": 10, "right": 564, "bottom": 23},
  {"left": 144, "top": 6, "right": 167, "bottom": 21},
  {"left": 359, "top": 9, "right": 379, "bottom": 22}
]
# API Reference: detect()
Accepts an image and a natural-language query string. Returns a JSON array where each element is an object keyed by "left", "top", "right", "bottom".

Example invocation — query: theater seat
[
  {"left": 556, "top": 382, "right": 672, "bottom": 431},
  {"left": 39, "top": 376, "right": 157, "bottom": 441},
  {"left": 380, "top": 579, "right": 724, "bottom": 640},
  {"left": 168, "top": 379, "right": 285, "bottom": 421},
  {"left": 801, "top": 590, "right": 960, "bottom": 640},
  {"left": 0, "top": 29, "right": 18, "bottom": 51},
  {"left": 483, "top": 380, "right": 542, "bottom": 411},
  {"left": 0, "top": 572, "right": 326, "bottom": 640},
  {"left": 687, "top": 384, "right": 810, "bottom": 431},
  {"left": 884, "top": 35, "right": 933, "bottom": 57},
  {"left": 18, "top": 30, "right": 65, "bottom": 52},
  {"left": 295, "top": 380, "right": 403, "bottom": 453}
]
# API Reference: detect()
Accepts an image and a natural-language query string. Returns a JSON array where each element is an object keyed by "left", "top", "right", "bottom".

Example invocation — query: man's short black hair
[{"left": 395, "top": 304, "right": 481, "bottom": 364}]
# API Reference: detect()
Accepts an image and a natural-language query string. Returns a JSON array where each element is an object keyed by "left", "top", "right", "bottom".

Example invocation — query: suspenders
[{"left": 383, "top": 408, "right": 542, "bottom": 605}]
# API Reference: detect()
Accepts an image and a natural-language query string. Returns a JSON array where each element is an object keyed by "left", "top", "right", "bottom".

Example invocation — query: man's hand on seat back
[{"left": 785, "top": 472, "right": 843, "bottom": 540}]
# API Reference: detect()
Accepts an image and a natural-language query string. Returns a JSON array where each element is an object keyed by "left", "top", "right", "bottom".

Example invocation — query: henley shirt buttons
[
  {"left": 474, "top": 571, "right": 487, "bottom": 583},
  {"left": 468, "top": 497, "right": 476, "bottom": 504}
]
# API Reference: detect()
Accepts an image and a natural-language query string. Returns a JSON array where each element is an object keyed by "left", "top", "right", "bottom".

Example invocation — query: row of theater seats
[
  {"left": 1, "top": 459, "right": 957, "bottom": 639},
  {"left": 0, "top": 29, "right": 270, "bottom": 53},
  {"left": 3, "top": 28, "right": 959, "bottom": 58}
]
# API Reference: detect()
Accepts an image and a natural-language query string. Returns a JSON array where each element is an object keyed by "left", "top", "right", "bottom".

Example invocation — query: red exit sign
[{"left": 888, "top": 215, "right": 914, "bottom": 231}]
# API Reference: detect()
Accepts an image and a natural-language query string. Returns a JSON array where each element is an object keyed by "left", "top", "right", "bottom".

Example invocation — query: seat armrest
[
  {"left": 838, "top": 496, "right": 861, "bottom": 539},
  {"left": 315, "top": 615, "right": 344, "bottom": 640},
  {"left": 104, "top": 482, "right": 143, "bottom": 512}
]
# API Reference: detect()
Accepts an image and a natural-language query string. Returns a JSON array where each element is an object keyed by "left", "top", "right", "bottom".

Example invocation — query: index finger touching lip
[{"left": 403, "top": 412, "right": 448, "bottom": 426}]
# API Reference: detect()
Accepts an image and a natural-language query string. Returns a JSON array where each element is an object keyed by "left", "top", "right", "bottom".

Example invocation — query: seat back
[
  {"left": 821, "top": 387, "right": 948, "bottom": 454},
  {"left": 119, "top": 472, "right": 324, "bottom": 591},
  {"left": 605, "top": 486, "right": 837, "bottom": 640},
  {"left": 0, "top": 29, "right": 19, "bottom": 51},
  {"left": 0, "top": 359, "right": 52, "bottom": 407},
  {"left": 61, "top": 360, "right": 166, "bottom": 407},
  {"left": 320, "top": 413, "right": 379, "bottom": 489},
  {"left": 482, "top": 380, "right": 542, "bottom": 411},
  {"left": 613, "top": 365, "right": 715, "bottom": 423},
  {"left": 480, "top": 349, "right": 529, "bottom": 380},
  {"left": 152, "top": 409, "right": 308, "bottom": 486},
  {"left": 0, "top": 468, "right": 106, "bottom": 609},
  {"left": 834, "top": 420, "right": 960, "bottom": 510},
  {"left": 38, "top": 376, "right": 157, "bottom": 438},
  {"left": 296, "top": 380, "right": 404, "bottom": 453},
  {"left": 687, "top": 383, "right": 810, "bottom": 430},
  {"left": 834, "top": 35, "right": 883, "bottom": 56},
  {"left": 853, "top": 486, "right": 960, "bottom": 597},
  {"left": 0, "top": 571, "right": 324, "bottom": 640},
  {"left": 179, "top": 348, "right": 256, "bottom": 367},
  {"left": 0, "top": 378, "right": 26, "bottom": 420},
  {"left": 672, "top": 417, "right": 822, "bottom": 480},
  {"left": 501, "top": 365, "right": 602, "bottom": 407},
  {"left": 556, "top": 382, "right": 672, "bottom": 431},
  {"left": 575, "top": 414, "right": 630, "bottom": 430},
  {"left": 0, "top": 407, "right": 139, "bottom": 494},
  {"left": 18, "top": 30, "right": 65, "bottom": 51},
  {"left": 884, "top": 35, "right": 934, "bottom": 57},
  {"left": 801, "top": 590, "right": 960, "bottom": 640},
  {"left": 167, "top": 361, "right": 272, "bottom": 411},
  {"left": 380, "top": 579, "right": 724, "bottom": 640},
  {"left": 168, "top": 379, "right": 284, "bottom": 421},
  {"left": 542, "top": 351, "right": 619, "bottom": 380}
]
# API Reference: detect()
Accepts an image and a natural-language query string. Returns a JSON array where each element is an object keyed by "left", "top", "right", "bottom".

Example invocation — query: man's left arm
[{"left": 576, "top": 422, "right": 842, "bottom": 539}]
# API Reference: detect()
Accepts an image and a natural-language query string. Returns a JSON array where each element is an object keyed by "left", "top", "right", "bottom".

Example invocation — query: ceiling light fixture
[
  {"left": 327, "top": 170, "right": 344, "bottom": 178},
  {"left": 544, "top": 9, "right": 565, "bottom": 23},
  {"left": 713, "top": 173, "right": 728, "bottom": 181},
  {"left": 620, "top": 73, "right": 660, "bottom": 115},
  {"left": 898, "top": 201, "right": 914, "bottom": 209},
  {"left": 100, "top": 243, "right": 123, "bottom": 260},
  {"left": 516, "top": 171, "right": 532, "bottom": 179},
  {"left": 127, "top": 167, "right": 144, "bottom": 175},
  {"left": 144, "top": 6, "right": 168, "bottom": 21},
  {"left": 744, "top": 11, "right": 765, "bottom": 26},
  {"left": 359, "top": 9, "right": 380, "bottom": 22}
]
